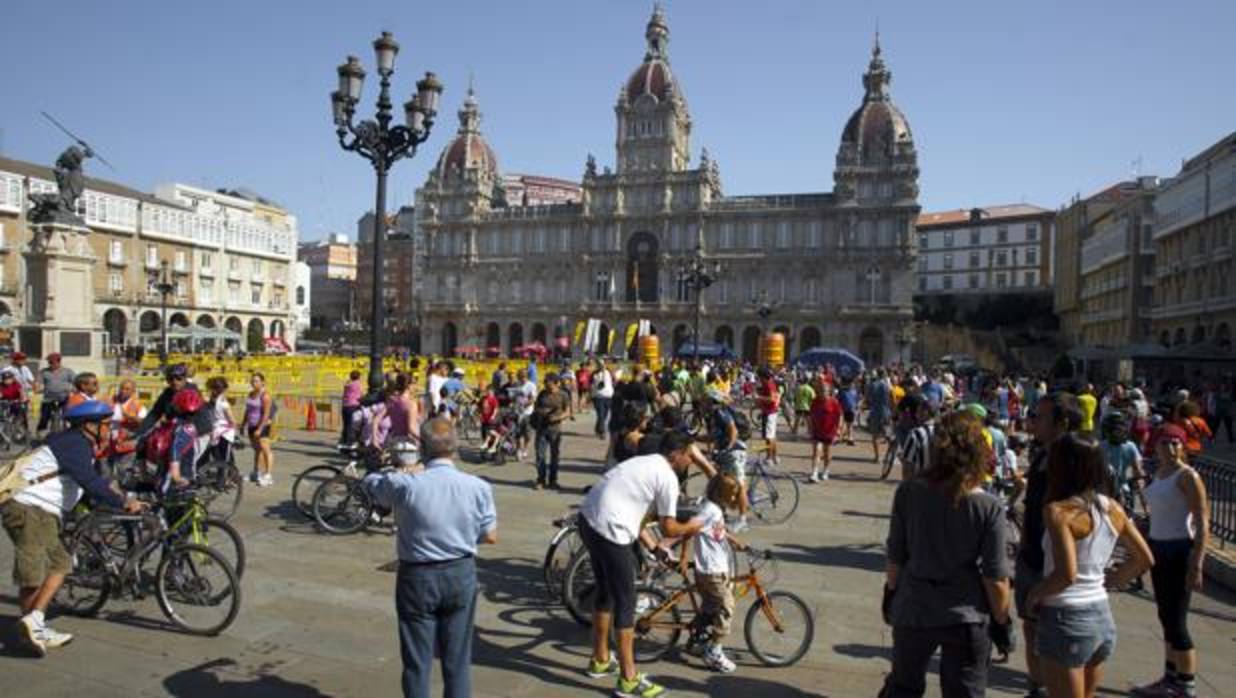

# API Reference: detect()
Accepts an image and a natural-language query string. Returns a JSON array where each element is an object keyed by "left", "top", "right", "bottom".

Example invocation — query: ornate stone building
[{"left": 416, "top": 8, "right": 919, "bottom": 364}]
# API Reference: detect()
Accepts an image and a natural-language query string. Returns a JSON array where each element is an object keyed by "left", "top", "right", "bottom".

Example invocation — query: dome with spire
[
  {"left": 840, "top": 36, "right": 913, "bottom": 160},
  {"left": 624, "top": 5, "right": 680, "bottom": 103},
  {"left": 436, "top": 86, "right": 498, "bottom": 180}
]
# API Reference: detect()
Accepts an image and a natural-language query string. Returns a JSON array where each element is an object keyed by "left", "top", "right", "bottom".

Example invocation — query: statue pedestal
[{"left": 18, "top": 221, "right": 107, "bottom": 375}]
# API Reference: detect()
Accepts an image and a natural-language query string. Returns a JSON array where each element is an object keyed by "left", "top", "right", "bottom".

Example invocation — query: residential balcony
[
  {"left": 107, "top": 255, "right": 127, "bottom": 267},
  {"left": 199, "top": 267, "right": 215, "bottom": 278}
]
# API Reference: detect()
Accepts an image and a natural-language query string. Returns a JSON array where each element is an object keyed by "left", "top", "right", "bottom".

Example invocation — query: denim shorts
[{"left": 1035, "top": 601, "right": 1116, "bottom": 668}]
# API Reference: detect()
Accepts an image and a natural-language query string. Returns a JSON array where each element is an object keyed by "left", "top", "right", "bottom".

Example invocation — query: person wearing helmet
[
  {"left": 35, "top": 353, "right": 75, "bottom": 437},
  {"left": 165, "top": 389, "right": 206, "bottom": 489},
  {"left": 1101, "top": 410, "right": 1145, "bottom": 516},
  {"left": 704, "top": 386, "right": 750, "bottom": 531},
  {"left": 1, "top": 399, "right": 144, "bottom": 656},
  {"left": 10, "top": 351, "right": 35, "bottom": 396},
  {"left": 139, "top": 363, "right": 213, "bottom": 439}
]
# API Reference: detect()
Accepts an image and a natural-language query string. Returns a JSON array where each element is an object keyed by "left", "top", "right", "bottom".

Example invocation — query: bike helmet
[
  {"left": 165, "top": 363, "right": 189, "bottom": 381},
  {"left": 65, "top": 399, "right": 113, "bottom": 424},
  {"left": 171, "top": 388, "right": 205, "bottom": 414},
  {"left": 11, "top": 351, "right": 25, "bottom": 361},
  {"left": 389, "top": 438, "right": 420, "bottom": 467},
  {"left": 963, "top": 402, "right": 988, "bottom": 420}
]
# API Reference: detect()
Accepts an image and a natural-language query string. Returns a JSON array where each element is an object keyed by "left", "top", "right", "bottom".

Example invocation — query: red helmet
[
  {"left": 171, "top": 388, "right": 205, "bottom": 415},
  {"left": 11, "top": 351, "right": 26, "bottom": 361}
]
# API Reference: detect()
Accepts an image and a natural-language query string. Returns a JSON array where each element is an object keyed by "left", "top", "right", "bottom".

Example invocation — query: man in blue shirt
[{"left": 364, "top": 417, "right": 498, "bottom": 698}]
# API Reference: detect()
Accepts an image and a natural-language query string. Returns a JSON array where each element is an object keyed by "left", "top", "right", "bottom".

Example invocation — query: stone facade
[{"left": 415, "top": 9, "right": 919, "bottom": 365}]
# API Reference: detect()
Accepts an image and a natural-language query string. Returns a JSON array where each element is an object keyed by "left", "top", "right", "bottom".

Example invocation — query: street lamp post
[
  {"left": 149, "top": 260, "right": 175, "bottom": 367},
  {"left": 331, "top": 32, "right": 443, "bottom": 393},
  {"left": 676, "top": 246, "right": 722, "bottom": 364}
]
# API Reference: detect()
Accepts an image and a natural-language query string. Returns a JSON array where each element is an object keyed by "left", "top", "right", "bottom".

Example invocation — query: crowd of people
[{"left": 0, "top": 346, "right": 1225, "bottom": 697}]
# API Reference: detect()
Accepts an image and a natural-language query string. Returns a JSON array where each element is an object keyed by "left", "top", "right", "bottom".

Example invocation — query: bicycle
[
  {"left": 292, "top": 463, "right": 344, "bottom": 518},
  {"left": 311, "top": 443, "right": 400, "bottom": 534},
  {"left": 58, "top": 501, "right": 242, "bottom": 635},
  {"left": 456, "top": 401, "right": 481, "bottom": 442},
  {"left": 630, "top": 547, "right": 814, "bottom": 667},
  {"left": 0, "top": 400, "right": 30, "bottom": 453},
  {"left": 743, "top": 445, "right": 800, "bottom": 526},
  {"left": 543, "top": 509, "right": 583, "bottom": 600},
  {"left": 193, "top": 441, "right": 244, "bottom": 521}
]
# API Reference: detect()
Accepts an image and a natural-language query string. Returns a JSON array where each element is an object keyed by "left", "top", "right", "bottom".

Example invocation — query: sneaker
[
  {"left": 704, "top": 646, "right": 736, "bottom": 674},
  {"left": 613, "top": 673, "right": 666, "bottom": 698},
  {"left": 730, "top": 518, "right": 750, "bottom": 533},
  {"left": 821, "top": 472, "right": 830, "bottom": 482},
  {"left": 1130, "top": 677, "right": 1173, "bottom": 696},
  {"left": 343, "top": 462, "right": 359, "bottom": 478},
  {"left": 17, "top": 614, "right": 46, "bottom": 657},
  {"left": 585, "top": 657, "right": 619, "bottom": 679},
  {"left": 533, "top": 481, "right": 544, "bottom": 491},
  {"left": 261, "top": 474, "right": 275, "bottom": 487},
  {"left": 38, "top": 625, "right": 74, "bottom": 649},
  {"left": 549, "top": 481, "right": 562, "bottom": 491},
  {"left": 808, "top": 472, "right": 820, "bottom": 484}
]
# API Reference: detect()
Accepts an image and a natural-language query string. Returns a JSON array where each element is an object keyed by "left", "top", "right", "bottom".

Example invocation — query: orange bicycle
[{"left": 629, "top": 547, "right": 814, "bottom": 667}]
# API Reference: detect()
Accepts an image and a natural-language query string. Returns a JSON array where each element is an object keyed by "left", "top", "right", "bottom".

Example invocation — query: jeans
[
  {"left": 593, "top": 397, "right": 611, "bottom": 437},
  {"left": 1035, "top": 601, "right": 1116, "bottom": 668},
  {"left": 535, "top": 428, "right": 562, "bottom": 485},
  {"left": 341, "top": 405, "right": 359, "bottom": 445},
  {"left": 884, "top": 623, "right": 991, "bottom": 698},
  {"left": 396, "top": 557, "right": 478, "bottom": 698}
]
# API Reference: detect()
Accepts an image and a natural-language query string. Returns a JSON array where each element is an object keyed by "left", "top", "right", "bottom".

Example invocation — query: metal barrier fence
[{"left": 1194, "top": 456, "right": 1235, "bottom": 545}]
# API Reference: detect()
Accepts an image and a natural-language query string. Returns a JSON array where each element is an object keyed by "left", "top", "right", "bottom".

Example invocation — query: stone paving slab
[{"left": 2, "top": 421, "right": 1234, "bottom": 697}]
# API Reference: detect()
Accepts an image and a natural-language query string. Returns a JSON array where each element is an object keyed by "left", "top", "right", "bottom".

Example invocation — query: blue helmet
[{"left": 64, "top": 399, "right": 113, "bottom": 424}]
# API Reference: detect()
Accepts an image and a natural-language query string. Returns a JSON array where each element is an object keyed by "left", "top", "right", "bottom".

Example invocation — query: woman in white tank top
[{"left": 1026, "top": 434, "right": 1152, "bottom": 698}]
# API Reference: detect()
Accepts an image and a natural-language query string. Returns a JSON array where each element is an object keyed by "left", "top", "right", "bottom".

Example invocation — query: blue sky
[{"left": 2, "top": 1, "right": 1232, "bottom": 240}]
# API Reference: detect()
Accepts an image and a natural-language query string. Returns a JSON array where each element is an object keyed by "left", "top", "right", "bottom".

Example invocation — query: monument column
[{"left": 19, "top": 220, "right": 105, "bottom": 374}]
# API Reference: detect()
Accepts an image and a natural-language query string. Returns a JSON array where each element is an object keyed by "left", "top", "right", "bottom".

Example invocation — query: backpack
[
  {"left": 727, "top": 407, "right": 753, "bottom": 442},
  {"left": 0, "top": 451, "right": 52, "bottom": 506}
]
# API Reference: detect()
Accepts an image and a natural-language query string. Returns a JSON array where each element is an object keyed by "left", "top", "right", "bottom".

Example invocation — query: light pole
[
  {"left": 332, "top": 32, "right": 443, "bottom": 393},
  {"left": 676, "top": 246, "right": 722, "bottom": 364},
  {"left": 148, "top": 260, "right": 174, "bottom": 367}
]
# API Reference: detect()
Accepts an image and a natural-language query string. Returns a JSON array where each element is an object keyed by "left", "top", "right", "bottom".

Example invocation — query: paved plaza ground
[{"left": 2, "top": 419, "right": 1235, "bottom": 697}]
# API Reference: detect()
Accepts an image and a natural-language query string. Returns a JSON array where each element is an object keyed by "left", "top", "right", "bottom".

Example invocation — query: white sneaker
[
  {"left": 730, "top": 518, "right": 750, "bottom": 533},
  {"left": 39, "top": 625, "right": 74, "bottom": 649},
  {"left": 261, "top": 474, "right": 274, "bottom": 487},
  {"left": 808, "top": 472, "right": 820, "bottom": 484},
  {"left": 704, "top": 646, "right": 736, "bottom": 673},
  {"left": 343, "top": 462, "right": 359, "bottom": 478},
  {"left": 17, "top": 614, "right": 46, "bottom": 657}
]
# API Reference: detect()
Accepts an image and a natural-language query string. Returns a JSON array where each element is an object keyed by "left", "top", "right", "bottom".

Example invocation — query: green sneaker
[
  {"left": 586, "top": 657, "right": 618, "bottom": 679},
  {"left": 614, "top": 673, "right": 666, "bottom": 698}
]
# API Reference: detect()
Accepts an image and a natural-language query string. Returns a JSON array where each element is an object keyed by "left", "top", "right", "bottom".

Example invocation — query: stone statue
[
  {"left": 585, "top": 153, "right": 598, "bottom": 178},
  {"left": 29, "top": 144, "right": 93, "bottom": 225}
]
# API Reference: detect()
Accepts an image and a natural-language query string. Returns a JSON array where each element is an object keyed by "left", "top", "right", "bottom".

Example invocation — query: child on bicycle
[{"left": 689, "top": 473, "right": 747, "bottom": 673}]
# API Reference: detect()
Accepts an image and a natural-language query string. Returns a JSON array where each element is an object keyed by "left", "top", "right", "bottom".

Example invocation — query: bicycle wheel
[
  {"left": 542, "top": 525, "right": 582, "bottom": 599},
  {"left": 201, "top": 517, "right": 247, "bottom": 579},
  {"left": 748, "top": 471, "right": 800, "bottom": 526},
  {"left": 58, "top": 538, "right": 111, "bottom": 617},
  {"left": 629, "top": 584, "right": 681, "bottom": 664},
  {"left": 562, "top": 548, "right": 597, "bottom": 627},
  {"left": 312, "top": 476, "right": 372, "bottom": 535},
  {"left": 880, "top": 445, "right": 897, "bottom": 480},
  {"left": 155, "top": 543, "right": 241, "bottom": 636},
  {"left": 292, "top": 464, "right": 342, "bottom": 518},
  {"left": 199, "top": 462, "right": 244, "bottom": 521},
  {"left": 744, "top": 590, "right": 814, "bottom": 667}
]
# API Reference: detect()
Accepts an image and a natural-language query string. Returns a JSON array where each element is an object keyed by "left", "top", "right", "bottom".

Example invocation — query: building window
[
  {"left": 996, "top": 251, "right": 1008, "bottom": 267},
  {"left": 175, "top": 280, "right": 187, "bottom": 299},
  {"left": 251, "top": 259, "right": 262, "bottom": 277},
  {"left": 943, "top": 231, "right": 953, "bottom": 247},
  {"left": 229, "top": 256, "right": 240, "bottom": 272},
  {"left": 918, "top": 276, "right": 927, "bottom": 292},
  {"left": 970, "top": 229, "right": 980, "bottom": 245},
  {"left": 594, "top": 271, "right": 611, "bottom": 301},
  {"left": 251, "top": 286, "right": 261, "bottom": 304},
  {"left": 809, "top": 221, "right": 823, "bottom": 248},
  {"left": 996, "top": 273, "right": 1008, "bottom": 288},
  {"left": 943, "top": 254, "right": 953, "bottom": 270},
  {"left": 969, "top": 251, "right": 980, "bottom": 268},
  {"left": 917, "top": 256, "right": 928, "bottom": 271},
  {"left": 174, "top": 250, "right": 187, "bottom": 271},
  {"left": 805, "top": 278, "right": 817, "bottom": 304},
  {"left": 919, "top": 233, "right": 928, "bottom": 249},
  {"left": 997, "top": 226, "right": 1008, "bottom": 243},
  {"left": 110, "top": 240, "right": 124, "bottom": 263},
  {"left": 229, "top": 282, "right": 241, "bottom": 304},
  {"left": 296, "top": 286, "right": 305, "bottom": 305},
  {"left": 1024, "top": 270, "right": 1037, "bottom": 286},
  {"left": 108, "top": 272, "right": 123, "bottom": 293},
  {"left": 776, "top": 221, "right": 790, "bottom": 249},
  {"left": 943, "top": 275, "right": 953, "bottom": 290},
  {"left": 146, "top": 244, "right": 158, "bottom": 268},
  {"left": 675, "top": 273, "right": 691, "bottom": 302},
  {"left": 1026, "top": 247, "right": 1038, "bottom": 265},
  {"left": 969, "top": 273, "right": 979, "bottom": 289},
  {"left": 1027, "top": 224, "right": 1038, "bottom": 242},
  {"left": 201, "top": 252, "right": 212, "bottom": 270},
  {"left": 200, "top": 278, "right": 213, "bottom": 304}
]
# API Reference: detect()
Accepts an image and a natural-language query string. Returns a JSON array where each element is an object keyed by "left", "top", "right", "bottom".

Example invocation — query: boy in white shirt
[{"left": 689, "top": 474, "right": 747, "bottom": 673}]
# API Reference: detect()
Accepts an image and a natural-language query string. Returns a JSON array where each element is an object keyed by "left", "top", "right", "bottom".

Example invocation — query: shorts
[
  {"left": 247, "top": 424, "right": 271, "bottom": 439},
  {"left": 843, "top": 411, "right": 855, "bottom": 424},
  {"left": 868, "top": 414, "right": 888, "bottom": 435},
  {"left": 1035, "top": 601, "right": 1116, "bottom": 668},
  {"left": 578, "top": 517, "right": 638, "bottom": 628},
  {"left": 716, "top": 449, "right": 747, "bottom": 485},
  {"left": 812, "top": 434, "right": 836, "bottom": 446},
  {"left": 1, "top": 502, "right": 71, "bottom": 588},
  {"left": 1014, "top": 557, "right": 1043, "bottom": 621},
  {"left": 762, "top": 413, "right": 778, "bottom": 441}
]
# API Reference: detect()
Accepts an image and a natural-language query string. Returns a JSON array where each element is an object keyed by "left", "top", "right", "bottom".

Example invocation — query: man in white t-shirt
[
  {"left": 426, "top": 362, "right": 448, "bottom": 415},
  {"left": 591, "top": 360, "right": 615, "bottom": 440},
  {"left": 579, "top": 431, "right": 703, "bottom": 697}
]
